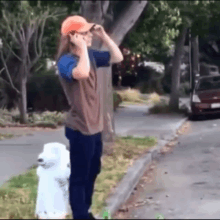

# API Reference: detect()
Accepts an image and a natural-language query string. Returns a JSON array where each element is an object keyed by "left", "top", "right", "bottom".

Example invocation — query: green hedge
[
  {"left": 27, "top": 69, "right": 123, "bottom": 112},
  {"left": 27, "top": 70, "right": 70, "bottom": 112}
]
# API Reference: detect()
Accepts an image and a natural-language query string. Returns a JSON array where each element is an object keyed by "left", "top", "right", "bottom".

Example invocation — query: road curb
[{"left": 96, "top": 116, "right": 188, "bottom": 219}]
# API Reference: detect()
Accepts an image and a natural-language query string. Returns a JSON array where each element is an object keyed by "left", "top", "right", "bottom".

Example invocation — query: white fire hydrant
[{"left": 35, "top": 142, "right": 71, "bottom": 219}]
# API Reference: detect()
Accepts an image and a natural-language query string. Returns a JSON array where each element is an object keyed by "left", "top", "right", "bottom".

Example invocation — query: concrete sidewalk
[
  {"left": 115, "top": 104, "right": 186, "bottom": 140},
  {"left": 0, "top": 102, "right": 188, "bottom": 196}
]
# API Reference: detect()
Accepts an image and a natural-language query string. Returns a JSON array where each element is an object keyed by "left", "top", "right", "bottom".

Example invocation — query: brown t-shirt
[{"left": 57, "top": 48, "right": 111, "bottom": 136}]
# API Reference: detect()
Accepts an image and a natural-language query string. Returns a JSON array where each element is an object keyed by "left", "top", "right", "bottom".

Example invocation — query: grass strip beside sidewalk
[{"left": 0, "top": 135, "right": 156, "bottom": 219}]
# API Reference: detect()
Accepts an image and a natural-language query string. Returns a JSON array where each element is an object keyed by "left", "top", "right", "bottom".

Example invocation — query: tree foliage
[
  {"left": 121, "top": 1, "right": 182, "bottom": 62},
  {"left": 28, "top": 0, "right": 81, "bottom": 59},
  {"left": 121, "top": 0, "right": 219, "bottom": 64}
]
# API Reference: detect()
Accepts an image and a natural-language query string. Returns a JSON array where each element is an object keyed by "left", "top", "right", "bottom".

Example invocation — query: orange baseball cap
[{"left": 61, "top": 15, "right": 95, "bottom": 35}]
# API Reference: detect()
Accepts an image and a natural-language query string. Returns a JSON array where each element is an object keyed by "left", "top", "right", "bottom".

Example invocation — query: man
[{"left": 56, "top": 15, "right": 123, "bottom": 219}]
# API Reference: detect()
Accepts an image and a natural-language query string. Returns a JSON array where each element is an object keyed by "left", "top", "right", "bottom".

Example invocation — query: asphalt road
[{"left": 117, "top": 113, "right": 220, "bottom": 219}]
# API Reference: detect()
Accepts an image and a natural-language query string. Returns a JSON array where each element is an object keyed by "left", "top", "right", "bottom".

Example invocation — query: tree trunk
[
  {"left": 101, "top": 67, "right": 115, "bottom": 142},
  {"left": 101, "top": 1, "right": 148, "bottom": 143},
  {"left": 191, "top": 35, "right": 199, "bottom": 90},
  {"left": 169, "top": 26, "right": 188, "bottom": 111},
  {"left": 18, "top": 62, "right": 28, "bottom": 124}
]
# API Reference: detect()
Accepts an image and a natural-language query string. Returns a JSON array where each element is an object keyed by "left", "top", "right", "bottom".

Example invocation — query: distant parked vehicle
[
  {"left": 209, "top": 66, "right": 219, "bottom": 75},
  {"left": 200, "top": 63, "right": 219, "bottom": 76},
  {"left": 190, "top": 75, "right": 220, "bottom": 119}
]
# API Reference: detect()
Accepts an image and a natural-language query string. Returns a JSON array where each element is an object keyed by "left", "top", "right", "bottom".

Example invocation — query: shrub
[
  {"left": 113, "top": 92, "right": 122, "bottom": 111},
  {"left": 147, "top": 92, "right": 161, "bottom": 105},
  {"left": 117, "top": 88, "right": 142, "bottom": 103},
  {"left": 149, "top": 99, "right": 187, "bottom": 115},
  {"left": 138, "top": 82, "right": 150, "bottom": 94},
  {"left": 148, "top": 99, "right": 170, "bottom": 114}
]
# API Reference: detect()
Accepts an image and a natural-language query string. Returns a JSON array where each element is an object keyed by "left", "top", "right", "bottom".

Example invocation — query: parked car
[{"left": 191, "top": 75, "right": 220, "bottom": 118}]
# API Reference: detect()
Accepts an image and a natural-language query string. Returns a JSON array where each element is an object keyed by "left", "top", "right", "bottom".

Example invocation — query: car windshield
[{"left": 196, "top": 76, "right": 220, "bottom": 91}]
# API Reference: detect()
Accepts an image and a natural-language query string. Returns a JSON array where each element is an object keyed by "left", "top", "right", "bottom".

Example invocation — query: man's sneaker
[{"left": 89, "top": 212, "right": 96, "bottom": 219}]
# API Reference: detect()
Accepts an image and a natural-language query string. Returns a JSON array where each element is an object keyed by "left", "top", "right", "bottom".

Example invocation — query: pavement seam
[{"left": 96, "top": 116, "right": 188, "bottom": 219}]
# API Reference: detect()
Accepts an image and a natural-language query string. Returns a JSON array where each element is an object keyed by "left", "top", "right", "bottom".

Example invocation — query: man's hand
[
  {"left": 91, "top": 24, "right": 106, "bottom": 40},
  {"left": 69, "top": 33, "right": 87, "bottom": 49},
  {"left": 92, "top": 24, "right": 124, "bottom": 63}
]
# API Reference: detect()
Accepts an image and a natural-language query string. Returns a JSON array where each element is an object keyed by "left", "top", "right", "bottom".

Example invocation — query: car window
[
  {"left": 210, "top": 67, "right": 217, "bottom": 72},
  {"left": 197, "top": 81, "right": 213, "bottom": 90},
  {"left": 196, "top": 77, "right": 220, "bottom": 91},
  {"left": 213, "top": 76, "right": 220, "bottom": 81}
]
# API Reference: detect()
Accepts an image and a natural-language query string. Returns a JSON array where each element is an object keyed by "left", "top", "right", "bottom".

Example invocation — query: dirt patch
[
  {"left": 160, "top": 138, "right": 178, "bottom": 155},
  {"left": 176, "top": 121, "right": 192, "bottom": 135}
]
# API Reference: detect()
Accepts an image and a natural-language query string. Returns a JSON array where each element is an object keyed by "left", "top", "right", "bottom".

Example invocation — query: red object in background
[
  {"left": 112, "top": 45, "right": 143, "bottom": 87},
  {"left": 191, "top": 75, "right": 220, "bottom": 117},
  {"left": 116, "top": 45, "right": 141, "bottom": 76}
]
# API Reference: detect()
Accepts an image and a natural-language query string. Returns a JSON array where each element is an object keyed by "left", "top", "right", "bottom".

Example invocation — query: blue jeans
[{"left": 65, "top": 127, "right": 103, "bottom": 219}]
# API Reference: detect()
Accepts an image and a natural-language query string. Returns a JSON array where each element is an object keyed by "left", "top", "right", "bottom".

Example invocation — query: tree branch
[
  {"left": 0, "top": 75, "right": 12, "bottom": 87},
  {"left": 4, "top": 42, "right": 22, "bottom": 62},
  {"left": 38, "top": 18, "right": 46, "bottom": 56},
  {"left": 47, "top": 13, "right": 66, "bottom": 19},
  {"left": 3, "top": 46, "right": 12, "bottom": 63},
  {"left": 44, "top": 6, "right": 67, "bottom": 18},
  {"left": 102, "top": 1, "right": 110, "bottom": 15},
  {"left": 28, "top": 7, "right": 66, "bottom": 69},
  {"left": 38, "top": 10, "right": 49, "bottom": 53},
  {"left": 0, "top": 40, "right": 16, "bottom": 68},
  {"left": 2, "top": 10, "right": 20, "bottom": 45},
  {"left": 0, "top": 50, "right": 21, "bottom": 96},
  {"left": 19, "top": 24, "right": 26, "bottom": 44},
  {"left": 102, "top": 0, "right": 148, "bottom": 47},
  {"left": 26, "top": 26, "right": 32, "bottom": 44},
  {"left": 34, "top": 63, "right": 44, "bottom": 72},
  {"left": 26, "top": 42, "right": 31, "bottom": 72},
  {"left": 29, "top": 20, "right": 37, "bottom": 37},
  {"left": 30, "top": 14, "right": 47, "bottom": 69},
  {"left": 33, "top": 20, "right": 39, "bottom": 58},
  {"left": 81, "top": 1, "right": 103, "bottom": 24},
  {"left": 0, "top": 68, "right": 5, "bottom": 75}
]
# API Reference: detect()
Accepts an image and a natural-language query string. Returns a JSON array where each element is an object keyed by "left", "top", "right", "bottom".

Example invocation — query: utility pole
[
  {"left": 189, "top": 28, "right": 192, "bottom": 102},
  {"left": 191, "top": 34, "right": 200, "bottom": 91}
]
